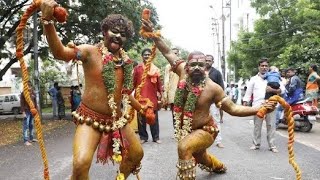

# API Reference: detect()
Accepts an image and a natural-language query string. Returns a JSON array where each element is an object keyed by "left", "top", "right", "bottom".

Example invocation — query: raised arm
[
  {"left": 40, "top": 0, "right": 90, "bottom": 62},
  {"left": 210, "top": 82, "right": 259, "bottom": 117},
  {"left": 141, "top": 19, "right": 184, "bottom": 76}
]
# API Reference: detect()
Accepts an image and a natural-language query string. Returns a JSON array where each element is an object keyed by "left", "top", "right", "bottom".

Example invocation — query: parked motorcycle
[{"left": 278, "top": 98, "right": 319, "bottom": 132}]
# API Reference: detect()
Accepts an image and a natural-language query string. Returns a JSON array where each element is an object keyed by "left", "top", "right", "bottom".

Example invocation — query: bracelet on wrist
[
  {"left": 41, "top": 19, "right": 55, "bottom": 25},
  {"left": 139, "top": 105, "right": 146, "bottom": 114}
]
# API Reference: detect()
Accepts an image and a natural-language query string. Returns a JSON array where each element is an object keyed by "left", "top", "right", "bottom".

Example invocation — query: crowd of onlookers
[
  {"left": 226, "top": 64, "right": 320, "bottom": 111},
  {"left": 23, "top": 49, "right": 320, "bottom": 152},
  {"left": 223, "top": 59, "right": 320, "bottom": 153}
]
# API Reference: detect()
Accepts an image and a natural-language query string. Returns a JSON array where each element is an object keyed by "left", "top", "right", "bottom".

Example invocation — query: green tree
[
  {"left": 229, "top": 0, "right": 320, "bottom": 80},
  {"left": 28, "top": 58, "right": 67, "bottom": 105},
  {"left": 0, "top": 0, "right": 159, "bottom": 80}
]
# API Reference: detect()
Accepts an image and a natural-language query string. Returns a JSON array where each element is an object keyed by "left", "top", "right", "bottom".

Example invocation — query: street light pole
[
  {"left": 229, "top": 0, "right": 232, "bottom": 50},
  {"left": 222, "top": 0, "right": 232, "bottom": 82},
  {"left": 221, "top": 0, "right": 226, "bottom": 81},
  {"left": 33, "top": 12, "right": 42, "bottom": 119},
  {"left": 212, "top": 18, "right": 221, "bottom": 73},
  {"left": 209, "top": 5, "right": 222, "bottom": 74}
]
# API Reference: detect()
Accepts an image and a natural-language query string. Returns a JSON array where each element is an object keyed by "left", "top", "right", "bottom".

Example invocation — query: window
[
  {"left": 10, "top": 96, "right": 15, "bottom": 102},
  {"left": 4, "top": 96, "right": 9, "bottom": 102}
]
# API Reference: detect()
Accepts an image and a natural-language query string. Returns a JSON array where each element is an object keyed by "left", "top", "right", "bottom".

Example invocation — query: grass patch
[
  {"left": 41, "top": 107, "right": 71, "bottom": 113},
  {"left": 0, "top": 119, "right": 70, "bottom": 147}
]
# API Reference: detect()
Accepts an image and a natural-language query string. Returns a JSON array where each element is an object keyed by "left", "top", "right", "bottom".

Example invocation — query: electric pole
[{"left": 33, "top": 12, "right": 42, "bottom": 118}]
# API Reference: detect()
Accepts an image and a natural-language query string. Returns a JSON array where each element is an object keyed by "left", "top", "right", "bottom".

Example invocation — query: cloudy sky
[{"left": 148, "top": 0, "right": 220, "bottom": 55}]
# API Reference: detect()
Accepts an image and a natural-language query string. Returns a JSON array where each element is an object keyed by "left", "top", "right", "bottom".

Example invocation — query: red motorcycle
[{"left": 278, "top": 98, "right": 319, "bottom": 132}]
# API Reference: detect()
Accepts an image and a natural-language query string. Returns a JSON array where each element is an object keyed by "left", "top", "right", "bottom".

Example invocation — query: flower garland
[
  {"left": 99, "top": 42, "right": 133, "bottom": 180},
  {"left": 173, "top": 76, "right": 206, "bottom": 141}
]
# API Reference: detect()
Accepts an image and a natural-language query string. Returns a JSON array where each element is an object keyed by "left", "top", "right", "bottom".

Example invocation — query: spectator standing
[
  {"left": 48, "top": 82, "right": 59, "bottom": 118},
  {"left": 234, "top": 84, "right": 240, "bottom": 104},
  {"left": 205, "top": 54, "right": 225, "bottom": 148},
  {"left": 225, "top": 84, "right": 230, "bottom": 96},
  {"left": 275, "top": 69, "right": 288, "bottom": 127},
  {"left": 133, "top": 48, "right": 163, "bottom": 144},
  {"left": 243, "top": 58, "right": 284, "bottom": 153},
  {"left": 305, "top": 64, "right": 320, "bottom": 107},
  {"left": 69, "top": 86, "right": 75, "bottom": 112},
  {"left": 163, "top": 48, "right": 180, "bottom": 126},
  {"left": 241, "top": 86, "right": 247, "bottom": 105},
  {"left": 230, "top": 83, "right": 235, "bottom": 101},
  {"left": 20, "top": 81, "right": 37, "bottom": 146},
  {"left": 284, "top": 67, "right": 304, "bottom": 105},
  {"left": 72, "top": 85, "right": 81, "bottom": 110},
  {"left": 56, "top": 86, "right": 65, "bottom": 120}
]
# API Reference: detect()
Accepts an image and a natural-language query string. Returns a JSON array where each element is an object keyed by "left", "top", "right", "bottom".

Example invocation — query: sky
[{"left": 148, "top": 0, "right": 220, "bottom": 55}]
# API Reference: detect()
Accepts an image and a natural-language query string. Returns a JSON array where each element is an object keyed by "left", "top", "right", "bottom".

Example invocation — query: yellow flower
[
  {"left": 112, "top": 154, "right": 122, "bottom": 163},
  {"left": 116, "top": 173, "right": 125, "bottom": 180}
]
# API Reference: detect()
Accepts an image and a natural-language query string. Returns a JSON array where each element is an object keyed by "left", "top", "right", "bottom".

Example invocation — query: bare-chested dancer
[
  {"left": 141, "top": 19, "right": 277, "bottom": 179},
  {"left": 41, "top": 0, "right": 148, "bottom": 179}
]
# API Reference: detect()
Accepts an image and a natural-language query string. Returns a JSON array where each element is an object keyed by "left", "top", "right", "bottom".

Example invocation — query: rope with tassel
[
  {"left": 135, "top": 8, "right": 161, "bottom": 100},
  {"left": 257, "top": 95, "right": 301, "bottom": 180},
  {"left": 16, "top": 0, "right": 68, "bottom": 179},
  {"left": 136, "top": 8, "right": 161, "bottom": 102},
  {"left": 128, "top": 8, "right": 161, "bottom": 123},
  {"left": 126, "top": 9, "right": 161, "bottom": 180}
]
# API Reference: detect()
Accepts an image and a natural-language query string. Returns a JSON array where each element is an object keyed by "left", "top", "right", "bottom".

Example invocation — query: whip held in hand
[
  {"left": 16, "top": 0, "right": 68, "bottom": 179},
  {"left": 257, "top": 95, "right": 301, "bottom": 180}
]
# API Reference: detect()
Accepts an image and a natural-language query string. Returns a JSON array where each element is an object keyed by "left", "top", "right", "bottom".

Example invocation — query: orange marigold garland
[
  {"left": 98, "top": 42, "right": 134, "bottom": 180},
  {"left": 173, "top": 77, "right": 206, "bottom": 141}
]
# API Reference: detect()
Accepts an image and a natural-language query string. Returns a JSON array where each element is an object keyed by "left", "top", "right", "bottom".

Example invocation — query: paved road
[{"left": 0, "top": 110, "right": 320, "bottom": 180}]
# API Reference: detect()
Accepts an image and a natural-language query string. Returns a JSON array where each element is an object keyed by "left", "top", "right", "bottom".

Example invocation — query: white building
[
  {"left": 230, "top": 0, "right": 258, "bottom": 41},
  {"left": 225, "top": 0, "right": 258, "bottom": 81}
]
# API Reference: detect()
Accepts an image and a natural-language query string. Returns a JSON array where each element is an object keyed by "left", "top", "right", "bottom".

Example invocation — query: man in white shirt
[
  {"left": 163, "top": 48, "right": 181, "bottom": 126},
  {"left": 243, "top": 58, "right": 284, "bottom": 153}
]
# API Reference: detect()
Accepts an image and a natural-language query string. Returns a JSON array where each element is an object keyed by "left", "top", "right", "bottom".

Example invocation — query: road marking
[
  {"left": 270, "top": 177, "right": 285, "bottom": 180},
  {"left": 249, "top": 120, "right": 320, "bottom": 151},
  {"left": 277, "top": 130, "right": 320, "bottom": 151}
]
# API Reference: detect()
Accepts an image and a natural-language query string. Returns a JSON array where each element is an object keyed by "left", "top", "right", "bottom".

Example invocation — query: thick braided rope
[
  {"left": 127, "top": 27, "right": 160, "bottom": 179},
  {"left": 257, "top": 95, "right": 301, "bottom": 180},
  {"left": 135, "top": 26, "right": 161, "bottom": 101},
  {"left": 134, "top": 44, "right": 157, "bottom": 101},
  {"left": 128, "top": 23, "right": 161, "bottom": 120},
  {"left": 16, "top": 0, "right": 50, "bottom": 179}
]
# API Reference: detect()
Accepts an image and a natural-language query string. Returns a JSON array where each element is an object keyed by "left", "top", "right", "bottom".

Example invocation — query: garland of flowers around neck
[
  {"left": 173, "top": 76, "right": 206, "bottom": 141},
  {"left": 99, "top": 42, "right": 133, "bottom": 180}
]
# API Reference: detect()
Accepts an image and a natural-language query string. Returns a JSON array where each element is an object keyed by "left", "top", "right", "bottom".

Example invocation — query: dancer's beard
[{"left": 190, "top": 70, "right": 205, "bottom": 85}]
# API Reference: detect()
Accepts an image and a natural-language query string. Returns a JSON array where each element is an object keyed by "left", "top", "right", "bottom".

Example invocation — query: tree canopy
[
  {"left": 0, "top": 0, "right": 160, "bottom": 80},
  {"left": 228, "top": 0, "right": 320, "bottom": 81}
]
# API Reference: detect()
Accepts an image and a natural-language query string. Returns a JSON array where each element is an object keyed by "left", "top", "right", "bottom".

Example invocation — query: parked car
[{"left": 0, "top": 93, "right": 21, "bottom": 115}]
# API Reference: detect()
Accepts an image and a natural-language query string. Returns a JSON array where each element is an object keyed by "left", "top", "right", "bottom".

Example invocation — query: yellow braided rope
[
  {"left": 128, "top": 15, "right": 161, "bottom": 119},
  {"left": 16, "top": 0, "right": 50, "bottom": 179},
  {"left": 135, "top": 21, "right": 161, "bottom": 101},
  {"left": 128, "top": 14, "right": 161, "bottom": 179},
  {"left": 134, "top": 44, "right": 157, "bottom": 100},
  {"left": 257, "top": 95, "right": 301, "bottom": 180}
]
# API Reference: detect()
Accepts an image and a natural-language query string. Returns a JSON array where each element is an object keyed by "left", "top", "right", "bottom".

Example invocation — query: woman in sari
[
  {"left": 56, "top": 86, "right": 66, "bottom": 119},
  {"left": 305, "top": 64, "right": 320, "bottom": 107}
]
